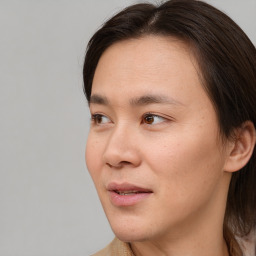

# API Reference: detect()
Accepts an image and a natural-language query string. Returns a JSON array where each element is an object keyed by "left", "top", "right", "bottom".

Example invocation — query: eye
[
  {"left": 91, "top": 114, "right": 111, "bottom": 125},
  {"left": 142, "top": 113, "right": 166, "bottom": 125}
]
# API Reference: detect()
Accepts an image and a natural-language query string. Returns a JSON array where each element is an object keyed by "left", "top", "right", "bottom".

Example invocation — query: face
[{"left": 86, "top": 36, "right": 231, "bottom": 243}]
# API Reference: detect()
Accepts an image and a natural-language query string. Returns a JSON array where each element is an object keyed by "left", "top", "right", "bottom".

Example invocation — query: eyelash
[
  {"left": 91, "top": 112, "right": 168, "bottom": 126},
  {"left": 142, "top": 113, "right": 166, "bottom": 125},
  {"left": 91, "top": 114, "right": 110, "bottom": 125}
]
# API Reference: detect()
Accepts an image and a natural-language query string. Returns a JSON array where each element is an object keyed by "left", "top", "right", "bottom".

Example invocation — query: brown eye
[
  {"left": 143, "top": 114, "right": 166, "bottom": 125},
  {"left": 144, "top": 115, "right": 155, "bottom": 124},
  {"left": 91, "top": 114, "right": 110, "bottom": 125},
  {"left": 95, "top": 115, "right": 102, "bottom": 124}
]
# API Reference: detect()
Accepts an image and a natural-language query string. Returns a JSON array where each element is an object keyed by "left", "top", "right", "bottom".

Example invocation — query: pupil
[
  {"left": 145, "top": 115, "right": 154, "bottom": 124},
  {"left": 96, "top": 115, "right": 102, "bottom": 123}
]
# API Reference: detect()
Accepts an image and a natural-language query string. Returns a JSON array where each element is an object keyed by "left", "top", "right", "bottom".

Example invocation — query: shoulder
[{"left": 91, "top": 237, "right": 134, "bottom": 256}]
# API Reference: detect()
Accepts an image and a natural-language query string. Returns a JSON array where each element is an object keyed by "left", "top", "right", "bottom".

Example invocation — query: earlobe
[{"left": 224, "top": 121, "right": 256, "bottom": 173}]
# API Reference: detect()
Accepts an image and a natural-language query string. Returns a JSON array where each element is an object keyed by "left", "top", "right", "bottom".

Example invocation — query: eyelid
[
  {"left": 142, "top": 112, "right": 169, "bottom": 125},
  {"left": 91, "top": 113, "right": 111, "bottom": 125},
  {"left": 90, "top": 112, "right": 174, "bottom": 127}
]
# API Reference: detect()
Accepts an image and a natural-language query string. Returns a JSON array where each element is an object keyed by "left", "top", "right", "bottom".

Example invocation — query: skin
[{"left": 86, "top": 36, "right": 234, "bottom": 256}]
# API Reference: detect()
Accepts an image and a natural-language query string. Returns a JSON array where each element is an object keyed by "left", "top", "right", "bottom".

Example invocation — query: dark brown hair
[{"left": 83, "top": 0, "right": 256, "bottom": 254}]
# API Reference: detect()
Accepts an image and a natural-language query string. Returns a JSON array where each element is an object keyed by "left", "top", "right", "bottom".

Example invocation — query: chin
[
  {"left": 106, "top": 213, "right": 155, "bottom": 243},
  {"left": 112, "top": 227, "right": 149, "bottom": 243}
]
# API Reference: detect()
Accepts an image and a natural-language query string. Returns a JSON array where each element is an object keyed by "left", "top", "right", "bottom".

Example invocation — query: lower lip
[{"left": 109, "top": 191, "right": 152, "bottom": 206}]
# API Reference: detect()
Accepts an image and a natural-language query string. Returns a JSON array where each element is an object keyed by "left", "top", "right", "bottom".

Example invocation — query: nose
[{"left": 103, "top": 125, "right": 141, "bottom": 169}]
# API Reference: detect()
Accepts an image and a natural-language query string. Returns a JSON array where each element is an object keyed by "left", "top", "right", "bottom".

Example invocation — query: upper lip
[{"left": 107, "top": 182, "right": 153, "bottom": 193}]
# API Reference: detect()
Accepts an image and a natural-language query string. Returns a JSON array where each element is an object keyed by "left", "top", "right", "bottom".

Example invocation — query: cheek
[
  {"left": 146, "top": 132, "right": 224, "bottom": 202},
  {"left": 85, "top": 133, "right": 103, "bottom": 183}
]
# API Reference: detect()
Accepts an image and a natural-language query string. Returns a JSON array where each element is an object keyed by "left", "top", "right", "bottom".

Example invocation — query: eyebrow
[
  {"left": 89, "top": 93, "right": 183, "bottom": 106},
  {"left": 89, "top": 94, "right": 109, "bottom": 105},
  {"left": 129, "top": 94, "right": 183, "bottom": 106}
]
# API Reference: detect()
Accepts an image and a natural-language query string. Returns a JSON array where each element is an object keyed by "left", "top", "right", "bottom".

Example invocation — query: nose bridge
[{"left": 103, "top": 123, "right": 140, "bottom": 168}]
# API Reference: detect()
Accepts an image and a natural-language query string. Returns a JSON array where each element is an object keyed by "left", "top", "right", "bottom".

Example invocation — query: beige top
[
  {"left": 91, "top": 237, "right": 134, "bottom": 256},
  {"left": 91, "top": 233, "right": 256, "bottom": 256}
]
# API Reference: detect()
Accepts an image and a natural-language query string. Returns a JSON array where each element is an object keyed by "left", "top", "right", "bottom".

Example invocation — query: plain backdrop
[{"left": 0, "top": 0, "right": 255, "bottom": 255}]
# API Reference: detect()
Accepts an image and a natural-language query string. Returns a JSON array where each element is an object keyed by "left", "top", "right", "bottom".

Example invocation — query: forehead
[
  {"left": 93, "top": 36, "right": 195, "bottom": 80},
  {"left": 91, "top": 35, "right": 204, "bottom": 107}
]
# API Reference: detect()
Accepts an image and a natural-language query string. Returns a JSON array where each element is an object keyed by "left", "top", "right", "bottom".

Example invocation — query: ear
[{"left": 224, "top": 121, "right": 256, "bottom": 173}]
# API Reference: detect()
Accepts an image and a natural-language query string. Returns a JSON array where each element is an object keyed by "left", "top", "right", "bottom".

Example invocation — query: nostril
[
  {"left": 120, "top": 161, "right": 132, "bottom": 165},
  {"left": 106, "top": 161, "right": 132, "bottom": 169}
]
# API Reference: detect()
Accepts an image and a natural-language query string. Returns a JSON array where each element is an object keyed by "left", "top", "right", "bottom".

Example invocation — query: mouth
[
  {"left": 114, "top": 190, "right": 148, "bottom": 195},
  {"left": 107, "top": 182, "right": 153, "bottom": 206}
]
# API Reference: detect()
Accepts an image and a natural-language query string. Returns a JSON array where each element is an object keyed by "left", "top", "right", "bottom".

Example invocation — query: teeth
[{"left": 116, "top": 191, "right": 138, "bottom": 195}]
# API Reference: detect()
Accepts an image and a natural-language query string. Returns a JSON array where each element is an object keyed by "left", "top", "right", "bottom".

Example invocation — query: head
[{"left": 83, "top": 0, "right": 256, "bottom": 253}]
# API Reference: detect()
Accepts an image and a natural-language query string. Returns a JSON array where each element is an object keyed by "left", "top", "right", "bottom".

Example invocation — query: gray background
[{"left": 0, "top": 0, "right": 255, "bottom": 255}]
